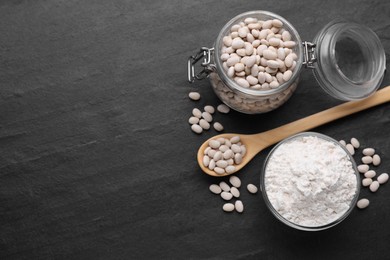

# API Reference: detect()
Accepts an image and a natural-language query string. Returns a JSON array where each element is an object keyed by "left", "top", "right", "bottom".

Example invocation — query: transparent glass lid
[{"left": 312, "top": 20, "right": 386, "bottom": 101}]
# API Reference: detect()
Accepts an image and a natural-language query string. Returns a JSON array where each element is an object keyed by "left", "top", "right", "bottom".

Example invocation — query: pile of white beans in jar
[{"left": 210, "top": 16, "right": 300, "bottom": 114}]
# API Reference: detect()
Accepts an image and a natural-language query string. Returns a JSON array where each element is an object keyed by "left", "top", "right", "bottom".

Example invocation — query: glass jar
[
  {"left": 188, "top": 10, "right": 386, "bottom": 114},
  {"left": 260, "top": 132, "right": 360, "bottom": 231}
]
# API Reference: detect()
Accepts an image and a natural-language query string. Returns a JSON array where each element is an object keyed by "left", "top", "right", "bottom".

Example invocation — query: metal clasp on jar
[
  {"left": 188, "top": 47, "right": 214, "bottom": 82},
  {"left": 302, "top": 41, "right": 317, "bottom": 68}
]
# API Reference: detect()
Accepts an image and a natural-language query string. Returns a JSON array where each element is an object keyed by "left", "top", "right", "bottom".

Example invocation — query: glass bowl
[{"left": 260, "top": 132, "right": 360, "bottom": 231}]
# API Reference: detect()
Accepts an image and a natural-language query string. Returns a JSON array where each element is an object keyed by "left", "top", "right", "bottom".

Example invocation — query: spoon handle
[{"left": 254, "top": 86, "right": 390, "bottom": 146}]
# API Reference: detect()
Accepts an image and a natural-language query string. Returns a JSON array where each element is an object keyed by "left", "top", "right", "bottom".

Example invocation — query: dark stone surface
[{"left": 1, "top": 0, "right": 390, "bottom": 259}]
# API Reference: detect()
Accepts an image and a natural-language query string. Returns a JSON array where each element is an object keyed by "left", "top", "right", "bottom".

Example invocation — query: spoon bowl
[{"left": 198, "top": 86, "right": 390, "bottom": 177}]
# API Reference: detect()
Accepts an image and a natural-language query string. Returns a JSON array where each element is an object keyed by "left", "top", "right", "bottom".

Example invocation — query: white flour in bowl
[{"left": 264, "top": 135, "right": 358, "bottom": 227}]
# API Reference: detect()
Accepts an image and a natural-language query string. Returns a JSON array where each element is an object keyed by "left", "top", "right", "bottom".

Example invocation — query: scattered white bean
[
  {"left": 188, "top": 91, "right": 200, "bottom": 101},
  {"left": 362, "top": 156, "right": 373, "bottom": 164},
  {"left": 221, "top": 191, "right": 233, "bottom": 201},
  {"left": 351, "top": 137, "right": 360, "bottom": 148},
  {"left": 217, "top": 104, "right": 230, "bottom": 114},
  {"left": 339, "top": 140, "right": 346, "bottom": 146},
  {"left": 191, "top": 124, "right": 203, "bottom": 134},
  {"left": 372, "top": 154, "right": 381, "bottom": 166},
  {"left": 204, "top": 105, "right": 215, "bottom": 114},
  {"left": 364, "top": 170, "right": 376, "bottom": 178},
  {"left": 369, "top": 181, "right": 380, "bottom": 192},
  {"left": 209, "top": 184, "right": 222, "bottom": 194},
  {"left": 357, "top": 198, "right": 370, "bottom": 209},
  {"left": 357, "top": 164, "right": 369, "bottom": 173},
  {"left": 199, "top": 119, "right": 210, "bottom": 130},
  {"left": 219, "top": 181, "right": 230, "bottom": 192},
  {"left": 230, "top": 187, "right": 240, "bottom": 198},
  {"left": 345, "top": 144, "right": 355, "bottom": 155},
  {"left": 192, "top": 108, "right": 202, "bottom": 118},
  {"left": 362, "top": 178, "right": 373, "bottom": 187},
  {"left": 188, "top": 116, "right": 199, "bottom": 125},
  {"left": 213, "top": 122, "right": 224, "bottom": 132},
  {"left": 363, "top": 148, "right": 375, "bottom": 156},
  {"left": 229, "top": 175, "right": 241, "bottom": 188},
  {"left": 201, "top": 112, "right": 213, "bottom": 123},
  {"left": 247, "top": 184, "right": 258, "bottom": 194},
  {"left": 235, "top": 200, "right": 244, "bottom": 213},
  {"left": 222, "top": 203, "right": 235, "bottom": 212},
  {"left": 377, "top": 173, "right": 389, "bottom": 184}
]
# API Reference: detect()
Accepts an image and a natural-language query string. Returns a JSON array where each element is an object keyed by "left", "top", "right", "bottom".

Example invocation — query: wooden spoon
[{"left": 198, "top": 86, "right": 390, "bottom": 177}]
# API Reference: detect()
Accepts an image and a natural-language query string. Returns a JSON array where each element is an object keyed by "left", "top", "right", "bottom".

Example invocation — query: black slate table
[{"left": 1, "top": 1, "right": 390, "bottom": 259}]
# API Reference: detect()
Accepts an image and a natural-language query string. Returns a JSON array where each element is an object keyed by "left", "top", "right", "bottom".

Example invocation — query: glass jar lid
[{"left": 312, "top": 20, "right": 386, "bottom": 101}]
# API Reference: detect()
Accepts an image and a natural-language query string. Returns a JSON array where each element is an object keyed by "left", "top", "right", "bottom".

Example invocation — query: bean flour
[{"left": 264, "top": 134, "right": 358, "bottom": 227}]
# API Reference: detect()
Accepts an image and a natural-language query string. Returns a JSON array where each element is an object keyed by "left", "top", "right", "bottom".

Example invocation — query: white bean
[
  {"left": 339, "top": 140, "right": 346, "bottom": 146},
  {"left": 235, "top": 78, "right": 250, "bottom": 88},
  {"left": 229, "top": 175, "right": 241, "bottom": 188},
  {"left": 245, "top": 55, "right": 256, "bottom": 67},
  {"left": 247, "top": 184, "right": 258, "bottom": 194},
  {"left": 188, "top": 92, "right": 200, "bottom": 101},
  {"left": 214, "top": 167, "right": 225, "bottom": 175},
  {"left": 221, "top": 191, "right": 233, "bottom": 200},
  {"left": 350, "top": 137, "right": 360, "bottom": 148},
  {"left": 199, "top": 119, "right": 210, "bottom": 130},
  {"left": 282, "top": 70, "right": 293, "bottom": 81},
  {"left": 377, "top": 173, "right": 389, "bottom": 184},
  {"left": 283, "top": 41, "right": 296, "bottom": 48},
  {"left": 234, "top": 153, "right": 243, "bottom": 164},
  {"left": 232, "top": 38, "right": 245, "bottom": 49},
  {"left": 235, "top": 200, "right": 244, "bottom": 213},
  {"left": 188, "top": 116, "right": 199, "bottom": 125},
  {"left": 230, "top": 187, "right": 240, "bottom": 198},
  {"left": 208, "top": 159, "right": 215, "bottom": 170},
  {"left": 363, "top": 148, "right": 375, "bottom": 156},
  {"left": 213, "top": 151, "right": 222, "bottom": 161},
  {"left": 362, "top": 178, "right": 373, "bottom": 187},
  {"left": 284, "top": 53, "right": 294, "bottom": 67},
  {"left": 208, "top": 140, "right": 221, "bottom": 149},
  {"left": 204, "top": 105, "right": 215, "bottom": 114},
  {"left": 263, "top": 49, "right": 278, "bottom": 60},
  {"left": 357, "top": 198, "right": 370, "bottom": 209},
  {"left": 225, "top": 165, "right": 236, "bottom": 174},
  {"left": 223, "top": 36, "right": 233, "bottom": 46},
  {"left": 361, "top": 156, "right": 373, "bottom": 164},
  {"left": 230, "top": 136, "right": 240, "bottom": 144},
  {"left": 203, "top": 155, "right": 210, "bottom": 167},
  {"left": 246, "top": 75, "right": 258, "bottom": 85},
  {"left": 201, "top": 111, "right": 213, "bottom": 122},
  {"left": 213, "top": 122, "right": 224, "bottom": 132},
  {"left": 372, "top": 154, "right": 381, "bottom": 166},
  {"left": 226, "top": 56, "right": 240, "bottom": 66},
  {"left": 346, "top": 144, "right": 355, "bottom": 155},
  {"left": 191, "top": 124, "right": 202, "bottom": 134},
  {"left": 282, "top": 31, "right": 291, "bottom": 41},
  {"left": 357, "top": 164, "right": 369, "bottom": 173},
  {"left": 364, "top": 170, "right": 376, "bottom": 178},
  {"left": 219, "top": 181, "right": 230, "bottom": 191},
  {"left": 369, "top": 181, "right": 380, "bottom": 192},
  {"left": 222, "top": 203, "right": 235, "bottom": 212},
  {"left": 216, "top": 160, "right": 228, "bottom": 168},
  {"left": 223, "top": 149, "right": 234, "bottom": 160},
  {"left": 192, "top": 108, "right": 202, "bottom": 118},
  {"left": 209, "top": 184, "right": 222, "bottom": 194}
]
